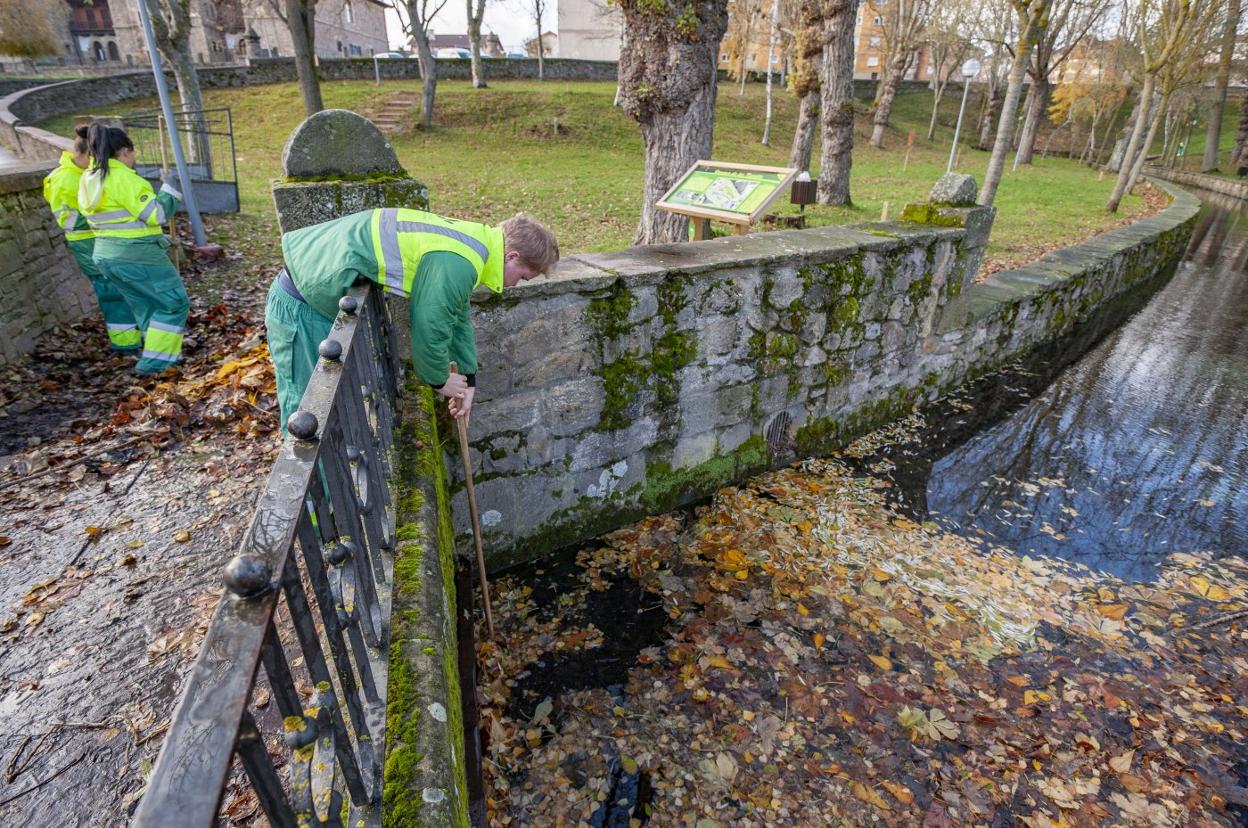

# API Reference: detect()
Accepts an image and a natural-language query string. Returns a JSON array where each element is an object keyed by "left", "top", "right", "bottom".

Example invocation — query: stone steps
[{"left": 372, "top": 93, "right": 421, "bottom": 133}]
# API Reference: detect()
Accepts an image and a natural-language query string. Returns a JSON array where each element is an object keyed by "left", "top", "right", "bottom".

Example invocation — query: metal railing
[{"left": 134, "top": 284, "right": 403, "bottom": 827}]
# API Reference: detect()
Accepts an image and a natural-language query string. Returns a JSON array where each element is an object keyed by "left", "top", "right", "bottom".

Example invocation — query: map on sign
[{"left": 657, "top": 161, "right": 797, "bottom": 225}]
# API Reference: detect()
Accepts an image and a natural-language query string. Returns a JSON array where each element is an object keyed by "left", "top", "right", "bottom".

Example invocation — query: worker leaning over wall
[
  {"left": 43, "top": 126, "right": 143, "bottom": 354},
  {"left": 268, "top": 208, "right": 560, "bottom": 428},
  {"left": 78, "top": 123, "right": 191, "bottom": 375}
]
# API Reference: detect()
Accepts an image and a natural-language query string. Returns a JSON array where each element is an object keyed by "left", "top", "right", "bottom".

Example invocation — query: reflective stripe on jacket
[
  {"left": 43, "top": 152, "right": 93, "bottom": 242},
  {"left": 370, "top": 208, "right": 505, "bottom": 297},
  {"left": 78, "top": 159, "right": 179, "bottom": 240}
]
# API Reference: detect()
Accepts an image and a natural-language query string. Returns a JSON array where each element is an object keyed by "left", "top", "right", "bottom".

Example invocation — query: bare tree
[
  {"left": 467, "top": 0, "right": 489, "bottom": 88},
  {"left": 724, "top": 0, "right": 764, "bottom": 95},
  {"left": 532, "top": 0, "right": 549, "bottom": 80},
  {"left": 869, "top": 0, "right": 934, "bottom": 148},
  {"left": 616, "top": 0, "right": 730, "bottom": 243},
  {"left": 394, "top": 0, "right": 450, "bottom": 128},
  {"left": 817, "top": 0, "right": 860, "bottom": 204},
  {"left": 143, "top": 0, "right": 212, "bottom": 164},
  {"left": 979, "top": 0, "right": 1053, "bottom": 207},
  {"left": 762, "top": 0, "right": 782, "bottom": 143},
  {"left": 1106, "top": 0, "right": 1215, "bottom": 212},
  {"left": 924, "top": 0, "right": 974, "bottom": 141},
  {"left": 788, "top": 0, "right": 822, "bottom": 170},
  {"left": 972, "top": 0, "right": 1017, "bottom": 150},
  {"left": 0, "top": 0, "right": 59, "bottom": 63},
  {"left": 1202, "top": 0, "right": 1240, "bottom": 171},
  {"left": 250, "top": 0, "right": 324, "bottom": 115},
  {"left": 1013, "top": 0, "right": 1113, "bottom": 167}
]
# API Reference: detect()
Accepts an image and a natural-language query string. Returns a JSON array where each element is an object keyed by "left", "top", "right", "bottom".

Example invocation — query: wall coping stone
[{"left": 0, "top": 161, "right": 54, "bottom": 194}]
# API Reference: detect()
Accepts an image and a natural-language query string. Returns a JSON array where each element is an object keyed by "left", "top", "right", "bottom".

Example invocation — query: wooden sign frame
[{"left": 655, "top": 160, "right": 799, "bottom": 237}]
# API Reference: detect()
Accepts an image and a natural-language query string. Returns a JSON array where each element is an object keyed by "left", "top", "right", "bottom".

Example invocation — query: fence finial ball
[
  {"left": 224, "top": 554, "right": 272, "bottom": 597},
  {"left": 287, "top": 410, "right": 319, "bottom": 440},
  {"left": 319, "top": 339, "right": 343, "bottom": 361},
  {"left": 339, "top": 295, "right": 359, "bottom": 315}
]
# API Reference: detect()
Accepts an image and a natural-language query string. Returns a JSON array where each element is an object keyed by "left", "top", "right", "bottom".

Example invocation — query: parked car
[
  {"left": 434, "top": 48, "right": 471, "bottom": 59},
  {"left": 374, "top": 51, "right": 411, "bottom": 59},
  {"left": 505, "top": 51, "right": 526, "bottom": 59}
]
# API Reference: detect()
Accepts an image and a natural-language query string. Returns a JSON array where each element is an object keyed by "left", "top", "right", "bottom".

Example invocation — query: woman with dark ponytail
[
  {"left": 78, "top": 122, "right": 190, "bottom": 374},
  {"left": 42, "top": 125, "right": 141, "bottom": 352}
]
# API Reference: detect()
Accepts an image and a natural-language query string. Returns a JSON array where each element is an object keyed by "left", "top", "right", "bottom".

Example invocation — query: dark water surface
[{"left": 923, "top": 200, "right": 1248, "bottom": 581}]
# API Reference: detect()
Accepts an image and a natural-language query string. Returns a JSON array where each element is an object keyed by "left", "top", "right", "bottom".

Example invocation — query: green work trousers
[
  {"left": 93, "top": 253, "right": 191, "bottom": 374},
  {"left": 67, "top": 238, "right": 140, "bottom": 351},
  {"left": 265, "top": 278, "right": 334, "bottom": 429}
]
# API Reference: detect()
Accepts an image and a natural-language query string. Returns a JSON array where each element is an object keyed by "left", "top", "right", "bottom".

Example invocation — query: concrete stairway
[{"left": 372, "top": 92, "right": 420, "bottom": 133}]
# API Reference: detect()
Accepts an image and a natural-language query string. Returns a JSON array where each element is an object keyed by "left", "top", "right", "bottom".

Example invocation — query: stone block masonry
[
  {"left": 0, "top": 162, "right": 96, "bottom": 365},
  {"left": 454, "top": 181, "right": 1200, "bottom": 567}
]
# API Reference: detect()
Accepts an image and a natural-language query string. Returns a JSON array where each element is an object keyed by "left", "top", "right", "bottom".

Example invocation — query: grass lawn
[{"left": 39, "top": 79, "right": 1156, "bottom": 266}]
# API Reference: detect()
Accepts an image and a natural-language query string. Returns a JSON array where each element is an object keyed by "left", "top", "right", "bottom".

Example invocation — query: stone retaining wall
[
  {"left": 454, "top": 183, "right": 1200, "bottom": 566},
  {"left": 0, "top": 162, "right": 96, "bottom": 365},
  {"left": 1143, "top": 165, "right": 1248, "bottom": 202}
]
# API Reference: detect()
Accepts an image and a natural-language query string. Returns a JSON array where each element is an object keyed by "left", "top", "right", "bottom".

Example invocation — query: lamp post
[
  {"left": 134, "top": 0, "right": 207, "bottom": 245},
  {"left": 947, "top": 57, "right": 981, "bottom": 174}
]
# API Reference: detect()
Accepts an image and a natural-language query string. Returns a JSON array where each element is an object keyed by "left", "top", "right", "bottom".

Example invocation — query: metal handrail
[{"left": 134, "top": 283, "right": 403, "bottom": 827}]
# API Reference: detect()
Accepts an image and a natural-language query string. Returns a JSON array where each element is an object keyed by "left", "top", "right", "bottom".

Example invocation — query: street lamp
[{"left": 947, "top": 57, "right": 981, "bottom": 174}]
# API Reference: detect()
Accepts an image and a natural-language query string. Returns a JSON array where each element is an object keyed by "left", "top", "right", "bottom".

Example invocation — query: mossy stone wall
[{"left": 433, "top": 184, "right": 1199, "bottom": 569}]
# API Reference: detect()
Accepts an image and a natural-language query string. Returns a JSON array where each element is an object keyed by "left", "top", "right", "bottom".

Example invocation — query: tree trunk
[
  {"left": 166, "top": 46, "right": 211, "bottom": 166},
  {"left": 1232, "top": 99, "right": 1248, "bottom": 169},
  {"left": 869, "top": 49, "right": 909, "bottom": 148},
  {"left": 537, "top": 35, "right": 545, "bottom": 80},
  {"left": 1014, "top": 76, "right": 1049, "bottom": 166},
  {"left": 926, "top": 78, "right": 947, "bottom": 141},
  {"left": 285, "top": 0, "right": 322, "bottom": 116},
  {"left": 617, "top": 0, "right": 729, "bottom": 244},
  {"left": 1123, "top": 90, "right": 1168, "bottom": 196},
  {"left": 762, "top": 0, "right": 780, "bottom": 144},
  {"left": 1203, "top": 0, "right": 1240, "bottom": 171},
  {"left": 789, "top": 89, "right": 819, "bottom": 170},
  {"left": 817, "top": 0, "right": 859, "bottom": 205},
  {"left": 980, "top": 16, "right": 1041, "bottom": 207},
  {"left": 467, "top": 0, "right": 487, "bottom": 88},
  {"left": 976, "top": 78, "right": 1000, "bottom": 150},
  {"left": 412, "top": 24, "right": 437, "bottom": 128},
  {"left": 1106, "top": 74, "right": 1156, "bottom": 212}
]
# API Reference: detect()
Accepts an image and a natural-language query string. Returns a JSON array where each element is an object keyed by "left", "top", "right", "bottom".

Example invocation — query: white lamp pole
[{"left": 947, "top": 57, "right": 981, "bottom": 174}]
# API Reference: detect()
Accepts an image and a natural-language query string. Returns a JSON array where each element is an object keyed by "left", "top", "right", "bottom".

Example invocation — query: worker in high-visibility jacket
[
  {"left": 43, "top": 125, "right": 141, "bottom": 352},
  {"left": 78, "top": 123, "right": 191, "bottom": 375},
  {"left": 268, "top": 208, "right": 559, "bottom": 428}
]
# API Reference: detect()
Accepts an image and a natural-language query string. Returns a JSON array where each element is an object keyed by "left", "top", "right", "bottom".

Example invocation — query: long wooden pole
[{"left": 450, "top": 362, "right": 494, "bottom": 637}]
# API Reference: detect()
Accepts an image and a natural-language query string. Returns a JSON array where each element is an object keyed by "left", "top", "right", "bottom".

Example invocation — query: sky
[{"left": 383, "top": 0, "right": 555, "bottom": 53}]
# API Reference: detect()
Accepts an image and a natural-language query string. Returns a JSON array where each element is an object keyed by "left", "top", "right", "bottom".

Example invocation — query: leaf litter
[{"left": 479, "top": 446, "right": 1248, "bottom": 826}]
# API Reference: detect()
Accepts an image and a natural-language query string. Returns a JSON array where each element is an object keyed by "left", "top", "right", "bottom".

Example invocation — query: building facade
[
  {"left": 557, "top": 0, "right": 622, "bottom": 62},
  {"left": 717, "top": 0, "right": 932, "bottom": 82},
  {"left": 41, "top": 0, "right": 389, "bottom": 68}
]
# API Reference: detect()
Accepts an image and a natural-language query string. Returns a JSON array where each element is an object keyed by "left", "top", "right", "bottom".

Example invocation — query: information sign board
[{"left": 656, "top": 161, "right": 798, "bottom": 230}]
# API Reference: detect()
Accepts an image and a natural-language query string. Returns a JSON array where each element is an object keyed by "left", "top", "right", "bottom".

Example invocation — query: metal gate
[{"left": 120, "top": 105, "right": 239, "bottom": 213}]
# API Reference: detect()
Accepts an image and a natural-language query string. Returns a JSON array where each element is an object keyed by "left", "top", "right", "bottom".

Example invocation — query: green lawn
[{"left": 39, "top": 79, "right": 1153, "bottom": 265}]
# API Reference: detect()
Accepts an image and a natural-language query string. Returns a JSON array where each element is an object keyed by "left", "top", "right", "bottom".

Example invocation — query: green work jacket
[{"left": 281, "top": 208, "right": 505, "bottom": 388}]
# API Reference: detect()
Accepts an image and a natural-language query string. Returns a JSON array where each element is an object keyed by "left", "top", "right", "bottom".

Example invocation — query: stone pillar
[
  {"left": 900, "top": 172, "right": 995, "bottom": 300},
  {"left": 270, "top": 108, "right": 428, "bottom": 233}
]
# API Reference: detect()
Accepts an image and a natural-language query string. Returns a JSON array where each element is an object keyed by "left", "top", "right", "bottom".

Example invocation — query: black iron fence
[{"left": 134, "top": 284, "right": 403, "bottom": 827}]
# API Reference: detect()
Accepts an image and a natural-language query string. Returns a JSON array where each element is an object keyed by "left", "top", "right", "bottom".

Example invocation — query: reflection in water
[{"left": 927, "top": 201, "right": 1248, "bottom": 581}]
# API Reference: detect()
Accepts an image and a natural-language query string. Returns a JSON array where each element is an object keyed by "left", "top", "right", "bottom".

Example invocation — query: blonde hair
[{"left": 501, "top": 214, "right": 560, "bottom": 274}]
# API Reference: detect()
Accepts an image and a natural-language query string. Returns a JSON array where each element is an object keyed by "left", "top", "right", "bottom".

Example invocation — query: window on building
[
  {"left": 720, "top": 52, "right": 727, "bottom": 62},
  {"left": 343, "top": 1, "right": 354, "bottom": 24},
  {"left": 873, "top": 16, "right": 881, "bottom": 24},
  {"left": 337, "top": 40, "right": 343, "bottom": 52},
  {"left": 108, "top": 41, "right": 119, "bottom": 61},
  {"left": 350, "top": 44, "right": 363, "bottom": 56},
  {"left": 869, "top": 37, "right": 880, "bottom": 47},
  {"left": 867, "top": 55, "right": 879, "bottom": 66},
  {"left": 92, "top": 41, "right": 105, "bottom": 61}
]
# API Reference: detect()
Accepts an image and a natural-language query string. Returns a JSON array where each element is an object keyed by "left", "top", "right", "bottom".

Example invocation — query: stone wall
[
  {"left": 453, "top": 182, "right": 1200, "bottom": 567},
  {"left": 1143, "top": 165, "right": 1248, "bottom": 202},
  {"left": 0, "top": 162, "right": 97, "bottom": 365}
]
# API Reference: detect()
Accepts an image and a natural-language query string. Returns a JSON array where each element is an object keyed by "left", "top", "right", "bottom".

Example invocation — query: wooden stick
[
  {"left": 450, "top": 362, "right": 495, "bottom": 638},
  {"left": 1187, "top": 608, "right": 1248, "bottom": 632}
]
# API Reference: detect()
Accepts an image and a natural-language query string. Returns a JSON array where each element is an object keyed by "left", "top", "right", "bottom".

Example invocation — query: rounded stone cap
[{"left": 281, "top": 109, "right": 404, "bottom": 179}]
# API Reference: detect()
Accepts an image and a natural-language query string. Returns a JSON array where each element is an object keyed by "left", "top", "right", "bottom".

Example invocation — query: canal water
[{"left": 916, "top": 197, "right": 1248, "bottom": 582}]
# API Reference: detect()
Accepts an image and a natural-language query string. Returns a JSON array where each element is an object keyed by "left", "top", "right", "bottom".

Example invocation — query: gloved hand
[
  {"left": 449, "top": 386, "right": 474, "bottom": 426},
  {"left": 160, "top": 168, "right": 182, "bottom": 196},
  {"left": 436, "top": 372, "right": 469, "bottom": 400}
]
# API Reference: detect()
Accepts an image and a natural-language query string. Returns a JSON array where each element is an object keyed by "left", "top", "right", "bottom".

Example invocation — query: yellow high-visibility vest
[{"left": 78, "top": 159, "right": 177, "bottom": 240}]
